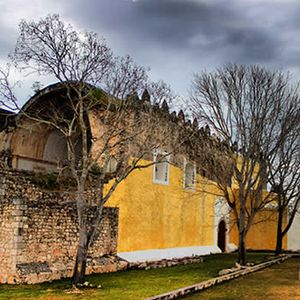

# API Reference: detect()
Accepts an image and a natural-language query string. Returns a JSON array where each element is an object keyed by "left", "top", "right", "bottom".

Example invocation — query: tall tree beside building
[
  {"left": 268, "top": 115, "right": 300, "bottom": 255},
  {"left": 5, "top": 14, "right": 182, "bottom": 285},
  {"left": 189, "top": 64, "right": 299, "bottom": 265}
]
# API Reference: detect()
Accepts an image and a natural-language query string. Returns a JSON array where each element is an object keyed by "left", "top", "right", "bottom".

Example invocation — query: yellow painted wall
[
  {"left": 106, "top": 161, "right": 217, "bottom": 252},
  {"left": 106, "top": 158, "right": 284, "bottom": 253},
  {"left": 230, "top": 209, "right": 287, "bottom": 250}
]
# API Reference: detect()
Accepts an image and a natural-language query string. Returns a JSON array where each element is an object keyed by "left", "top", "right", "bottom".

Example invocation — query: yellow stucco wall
[
  {"left": 230, "top": 209, "right": 287, "bottom": 250},
  {"left": 105, "top": 159, "right": 284, "bottom": 253},
  {"left": 106, "top": 161, "right": 217, "bottom": 252}
]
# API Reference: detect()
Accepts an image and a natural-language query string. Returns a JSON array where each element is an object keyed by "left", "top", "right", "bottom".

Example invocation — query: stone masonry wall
[
  {"left": 0, "top": 198, "right": 16, "bottom": 283},
  {"left": 0, "top": 170, "right": 119, "bottom": 284}
]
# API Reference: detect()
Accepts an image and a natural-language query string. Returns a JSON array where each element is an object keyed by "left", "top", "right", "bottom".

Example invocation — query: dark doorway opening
[{"left": 218, "top": 220, "right": 226, "bottom": 252}]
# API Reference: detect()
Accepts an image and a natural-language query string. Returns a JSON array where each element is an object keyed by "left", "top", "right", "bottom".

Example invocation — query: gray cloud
[
  {"left": 0, "top": 36, "right": 14, "bottom": 57},
  {"left": 1, "top": 0, "right": 300, "bottom": 98}
]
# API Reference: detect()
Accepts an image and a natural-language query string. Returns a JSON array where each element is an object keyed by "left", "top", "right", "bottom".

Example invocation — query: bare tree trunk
[
  {"left": 275, "top": 208, "right": 284, "bottom": 255},
  {"left": 71, "top": 197, "right": 105, "bottom": 285},
  {"left": 71, "top": 225, "right": 88, "bottom": 285},
  {"left": 238, "top": 205, "right": 247, "bottom": 265},
  {"left": 238, "top": 230, "right": 247, "bottom": 265},
  {"left": 88, "top": 204, "right": 104, "bottom": 249}
]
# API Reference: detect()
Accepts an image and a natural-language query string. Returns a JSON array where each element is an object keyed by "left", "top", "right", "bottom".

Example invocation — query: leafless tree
[
  {"left": 6, "top": 14, "right": 183, "bottom": 285},
  {"left": 189, "top": 64, "right": 299, "bottom": 265},
  {"left": 0, "top": 65, "right": 19, "bottom": 111},
  {"left": 102, "top": 54, "right": 148, "bottom": 99},
  {"left": 268, "top": 117, "right": 300, "bottom": 255},
  {"left": 146, "top": 80, "right": 179, "bottom": 105}
]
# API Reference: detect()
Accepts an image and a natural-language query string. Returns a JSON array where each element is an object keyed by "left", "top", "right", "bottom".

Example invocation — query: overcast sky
[{"left": 1, "top": 0, "right": 300, "bottom": 102}]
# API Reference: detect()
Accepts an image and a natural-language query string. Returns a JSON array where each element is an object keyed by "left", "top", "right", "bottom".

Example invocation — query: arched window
[
  {"left": 153, "top": 151, "right": 170, "bottom": 185},
  {"left": 106, "top": 156, "right": 118, "bottom": 173},
  {"left": 184, "top": 159, "right": 196, "bottom": 189}
]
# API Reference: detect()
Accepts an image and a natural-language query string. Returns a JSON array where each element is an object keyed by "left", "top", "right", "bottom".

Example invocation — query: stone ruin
[{"left": 0, "top": 170, "right": 122, "bottom": 284}]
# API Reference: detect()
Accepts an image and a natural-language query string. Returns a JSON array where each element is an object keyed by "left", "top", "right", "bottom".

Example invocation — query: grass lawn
[
  {"left": 184, "top": 256, "right": 300, "bottom": 300},
  {"left": 0, "top": 253, "right": 270, "bottom": 300}
]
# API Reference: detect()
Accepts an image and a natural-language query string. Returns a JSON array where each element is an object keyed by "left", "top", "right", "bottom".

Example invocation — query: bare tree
[
  {"left": 268, "top": 117, "right": 300, "bottom": 255},
  {"left": 146, "top": 80, "right": 178, "bottom": 105},
  {"left": 189, "top": 64, "right": 299, "bottom": 265},
  {"left": 0, "top": 65, "right": 19, "bottom": 112},
  {"left": 6, "top": 14, "right": 182, "bottom": 285},
  {"left": 102, "top": 54, "right": 148, "bottom": 99}
]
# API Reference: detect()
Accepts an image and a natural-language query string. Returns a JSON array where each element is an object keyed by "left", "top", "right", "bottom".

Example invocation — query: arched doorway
[{"left": 218, "top": 220, "right": 226, "bottom": 252}]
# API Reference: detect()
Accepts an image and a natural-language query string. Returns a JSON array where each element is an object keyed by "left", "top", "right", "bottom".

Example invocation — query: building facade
[{"left": 0, "top": 82, "right": 292, "bottom": 283}]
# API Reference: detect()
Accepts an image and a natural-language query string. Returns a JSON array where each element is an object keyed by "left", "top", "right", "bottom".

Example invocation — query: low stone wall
[
  {"left": 146, "top": 255, "right": 290, "bottom": 300},
  {"left": 0, "top": 170, "right": 119, "bottom": 284},
  {"left": 128, "top": 256, "right": 204, "bottom": 270}
]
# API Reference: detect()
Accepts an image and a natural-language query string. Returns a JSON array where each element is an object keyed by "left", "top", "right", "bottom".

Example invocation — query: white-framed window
[
  {"left": 184, "top": 158, "right": 196, "bottom": 190},
  {"left": 106, "top": 156, "right": 118, "bottom": 173},
  {"left": 153, "top": 150, "right": 170, "bottom": 185}
]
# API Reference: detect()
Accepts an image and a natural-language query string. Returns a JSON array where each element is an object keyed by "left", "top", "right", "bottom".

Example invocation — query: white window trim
[
  {"left": 183, "top": 158, "right": 196, "bottom": 190},
  {"left": 153, "top": 149, "right": 170, "bottom": 185}
]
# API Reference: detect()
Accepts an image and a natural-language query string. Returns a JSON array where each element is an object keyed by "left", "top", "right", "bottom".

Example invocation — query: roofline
[
  {"left": 20, "top": 82, "right": 69, "bottom": 113},
  {"left": 16, "top": 81, "right": 100, "bottom": 122}
]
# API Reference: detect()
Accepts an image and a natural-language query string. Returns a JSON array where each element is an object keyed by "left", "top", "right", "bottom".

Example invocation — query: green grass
[
  {"left": 0, "top": 253, "right": 270, "bottom": 300},
  {"left": 184, "top": 256, "right": 300, "bottom": 300}
]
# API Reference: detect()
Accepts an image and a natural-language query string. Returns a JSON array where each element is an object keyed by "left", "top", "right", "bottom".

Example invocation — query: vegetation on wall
[{"left": 30, "top": 172, "right": 59, "bottom": 190}]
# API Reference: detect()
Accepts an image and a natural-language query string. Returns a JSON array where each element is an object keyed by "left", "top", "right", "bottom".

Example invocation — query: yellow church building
[{"left": 0, "top": 82, "right": 286, "bottom": 269}]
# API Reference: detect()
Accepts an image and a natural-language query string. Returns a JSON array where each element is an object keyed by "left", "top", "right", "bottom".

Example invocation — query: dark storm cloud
[
  {"left": 65, "top": 0, "right": 282, "bottom": 63},
  {"left": 2, "top": 0, "right": 300, "bottom": 98}
]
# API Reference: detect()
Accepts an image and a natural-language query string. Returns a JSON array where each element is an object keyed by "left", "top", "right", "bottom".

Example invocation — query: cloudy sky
[{"left": 1, "top": 0, "right": 300, "bottom": 101}]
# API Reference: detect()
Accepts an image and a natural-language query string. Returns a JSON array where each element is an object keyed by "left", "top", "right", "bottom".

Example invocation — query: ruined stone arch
[
  {"left": 7, "top": 82, "right": 93, "bottom": 172},
  {"left": 43, "top": 129, "right": 68, "bottom": 163}
]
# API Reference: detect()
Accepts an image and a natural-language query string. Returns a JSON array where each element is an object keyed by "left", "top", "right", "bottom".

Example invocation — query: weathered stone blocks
[{"left": 0, "top": 170, "right": 119, "bottom": 284}]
